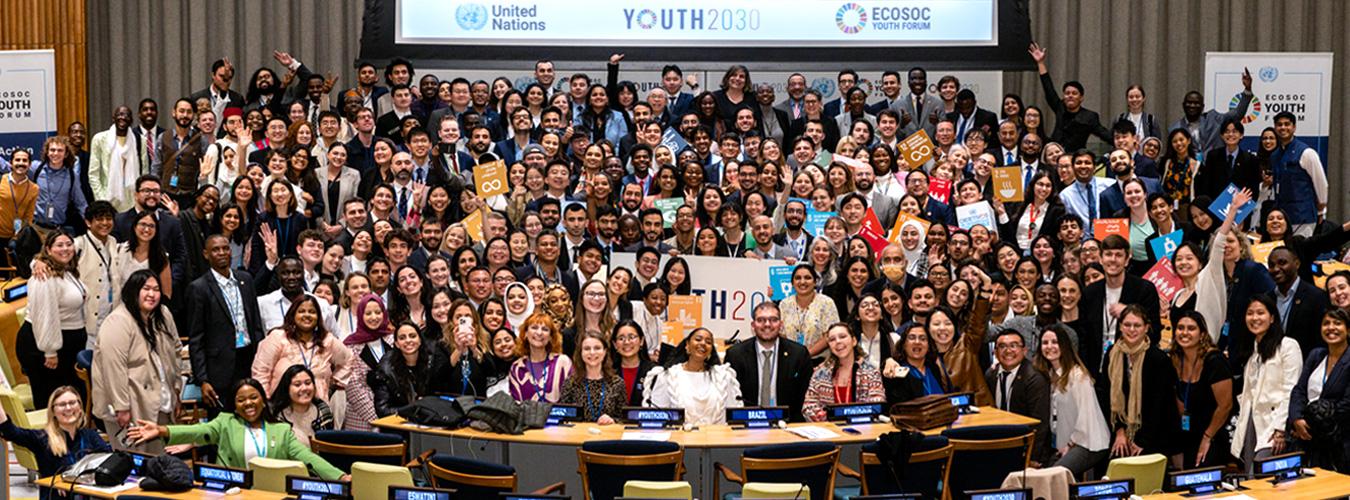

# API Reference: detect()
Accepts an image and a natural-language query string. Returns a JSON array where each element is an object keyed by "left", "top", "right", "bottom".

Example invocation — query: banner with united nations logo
[
  {"left": 398, "top": 0, "right": 997, "bottom": 47},
  {"left": 1204, "top": 52, "right": 1333, "bottom": 161},
  {"left": 0, "top": 50, "right": 57, "bottom": 162}
]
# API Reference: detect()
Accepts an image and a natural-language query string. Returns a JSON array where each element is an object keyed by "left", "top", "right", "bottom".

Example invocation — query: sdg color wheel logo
[
  {"left": 1230, "top": 94, "right": 1262, "bottom": 125},
  {"left": 836, "top": 3, "right": 867, "bottom": 34},
  {"left": 456, "top": 3, "right": 489, "bottom": 31}
]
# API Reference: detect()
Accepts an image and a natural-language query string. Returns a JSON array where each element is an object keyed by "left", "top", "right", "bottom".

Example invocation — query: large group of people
[{"left": 3, "top": 40, "right": 1349, "bottom": 495}]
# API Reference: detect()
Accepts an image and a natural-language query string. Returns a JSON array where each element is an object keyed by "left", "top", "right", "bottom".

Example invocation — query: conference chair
[
  {"left": 941, "top": 425, "right": 1034, "bottom": 498},
  {"left": 714, "top": 442, "right": 840, "bottom": 500},
  {"left": 75, "top": 349, "right": 92, "bottom": 415},
  {"left": 310, "top": 429, "right": 407, "bottom": 473},
  {"left": 0, "top": 386, "right": 45, "bottom": 477},
  {"left": 577, "top": 440, "right": 685, "bottom": 500},
  {"left": 1105, "top": 453, "right": 1167, "bottom": 495},
  {"left": 0, "top": 331, "right": 35, "bottom": 410},
  {"left": 836, "top": 435, "right": 953, "bottom": 499},
  {"left": 351, "top": 461, "right": 415, "bottom": 500},
  {"left": 248, "top": 457, "right": 308, "bottom": 493},
  {"left": 427, "top": 454, "right": 566, "bottom": 500},
  {"left": 622, "top": 480, "right": 693, "bottom": 500}
]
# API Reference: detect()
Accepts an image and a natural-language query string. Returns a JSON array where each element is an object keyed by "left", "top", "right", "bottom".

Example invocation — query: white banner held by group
[
  {"left": 0, "top": 50, "right": 57, "bottom": 160},
  {"left": 1204, "top": 52, "right": 1333, "bottom": 160},
  {"left": 610, "top": 253, "right": 785, "bottom": 341}
]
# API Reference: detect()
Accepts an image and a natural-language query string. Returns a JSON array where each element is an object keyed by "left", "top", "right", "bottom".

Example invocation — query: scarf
[
  {"left": 503, "top": 282, "right": 535, "bottom": 333},
  {"left": 541, "top": 284, "right": 573, "bottom": 332},
  {"left": 105, "top": 127, "right": 141, "bottom": 210},
  {"left": 343, "top": 294, "right": 392, "bottom": 347},
  {"left": 1108, "top": 337, "right": 1150, "bottom": 441}
]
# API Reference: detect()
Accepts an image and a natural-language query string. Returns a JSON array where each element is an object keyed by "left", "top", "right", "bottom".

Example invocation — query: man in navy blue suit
[
  {"left": 1098, "top": 148, "right": 1162, "bottom": 217},
  {"left": 822, "top": 69, "right": 858, "bottom": 119},
  {"left": 661, "top": 64, "right": 695, "bottom": 120}
]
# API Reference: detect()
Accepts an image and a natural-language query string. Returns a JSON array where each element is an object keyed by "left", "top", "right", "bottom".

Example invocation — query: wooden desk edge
[{"left": 37, "top": 475, "right": 288, "bottom": 499}]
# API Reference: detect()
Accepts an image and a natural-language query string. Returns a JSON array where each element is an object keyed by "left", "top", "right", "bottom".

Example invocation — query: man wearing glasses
[
  {"left": 985, "top": 330, "right": 1052, "bottom": 466},
  {"left": 725, "top": 302, "right": 813, "bottom": 422}
]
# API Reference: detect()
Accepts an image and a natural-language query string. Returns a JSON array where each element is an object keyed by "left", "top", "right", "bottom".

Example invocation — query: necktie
[
  {"left": 792, "top": 101, "right": 802, "bottom": 120},
  {"left": 998, "top": 371, "right": 1010, "bottom": 411},
  {"left": 914, "top": 96, "right": 923, "bottom": 119},
  {"left": 1228, "top": 153, "right": 1236, "bottom": 174},
  {"left": 1023, "top": 163, "right": 1035, "bottom": 190},
  {"left": 415, "top": 168, "right": 424, "bottom": 184},
  {"left": 1085, "top": 183, "right": 1097, "bottom": 219},
  {"left": 760, "top": 350, "right": 774, "bottom": 407},
  {"left": 398, "top": 188, "right": 409, "bottom": 220},
  {"left": 145, "top": 132, "right": 155, "bottom": 168}
]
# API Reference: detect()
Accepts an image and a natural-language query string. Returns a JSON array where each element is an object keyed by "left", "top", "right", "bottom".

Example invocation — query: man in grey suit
[
  {"left": 747, "top": 215, "right": 798, "bottom": 262},
  {"left": 842, "top": 165, "right": 899, "bottom": 232},
  {"left": 774, "top": 73, "right": 809, "bottom": 121},
  {"left": 899, "top": 67, "right": 945, "bottom": 139},
  {"left": 1168, "top": 67, "right": 1253, "bottom": 153}
]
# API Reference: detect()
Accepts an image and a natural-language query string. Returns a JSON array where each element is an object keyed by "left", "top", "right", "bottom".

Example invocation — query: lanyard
[
  {"left": 584, "top": 378, "right": 606, "bottom": 419},
  {"left": 246, "top": 424, "right": 268, "bottom": 458},
  {"left": 274, "top": 216, "right": 291, "bottom": 254},
  {"left": 8, "top": 175, "right": 30, "bottom": 221},
  {"left": 86, "top": 234, "right": 113, "bottom": 302},
  {"left": 528, "top": 357, "right": 551, "bottom": 401},
  {"left": 295, "top": 339, "right": 316, "bottom": 369},
  {"left": 461, "top": 361, "right": 472, "bottom": 394}
]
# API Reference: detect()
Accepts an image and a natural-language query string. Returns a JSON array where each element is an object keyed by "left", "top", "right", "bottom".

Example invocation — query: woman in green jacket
[{"left": 128, "top": 377, "right": 348, "bottom": 481}]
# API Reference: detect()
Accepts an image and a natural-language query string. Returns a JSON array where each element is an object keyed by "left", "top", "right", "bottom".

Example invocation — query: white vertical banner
[
  {"left": 610, "top": 253, "right": 785, "bottom": 341},
  {"left": 0, "top": 50, "right": 57, "bottom": 160},
  {"left": 1204, "top": 52, "right": 1333, "bottom": 159}
]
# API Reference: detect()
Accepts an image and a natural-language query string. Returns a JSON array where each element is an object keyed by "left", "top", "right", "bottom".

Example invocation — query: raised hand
[
  {"left": 272, "top": 50, "right": 295, "bottom": 67},
  {"left": 1242, "top": 67, "right": 1253, "bottom": 91},
  {"left": 1027, "top": 42, "right": 1047, "bottom": 63},
  {"left": 609, "top": 53, "right": 625, "bottom": 65},
  {"left": 322, "top": 73, "right": 339, "bottom": 95}
]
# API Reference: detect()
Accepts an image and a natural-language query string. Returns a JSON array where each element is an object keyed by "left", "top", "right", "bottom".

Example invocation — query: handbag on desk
[{"left": 60, "top": 451, "right": 134, "bottom": 486}]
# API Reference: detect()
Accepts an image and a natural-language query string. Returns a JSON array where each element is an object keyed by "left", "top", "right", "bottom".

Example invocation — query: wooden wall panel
[{"left": 0, "top": 0, "right": 88, "bottom": 132}]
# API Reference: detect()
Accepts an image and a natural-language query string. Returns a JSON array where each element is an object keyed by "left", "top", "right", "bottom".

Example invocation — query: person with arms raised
[{"left": 0, "top": 387, "right": 110, "bottom": 499}]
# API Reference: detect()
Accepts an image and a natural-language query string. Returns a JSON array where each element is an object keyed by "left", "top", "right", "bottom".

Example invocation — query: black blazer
[
  {"left": 1194, "top": 147, "right": 1262, "bottom": 200},
  {"left": 944, "top": 108, "right": 999, "bottom": 138},
  {"left": 1278, "top": 283, "right": 1331, "bottom": 356},
  {"left": 617, "top": 357, "right": 657, "bottom": 406},
  {"left": 724, "top": 337, "right": 813, "bottom": 422},
  {"left": 1288, "top": 347, "right": 1350, "bottom": 461},
  {"left": 787, "top": 116, "right": 841, "bottom": 153},
  {"left": 113, "top": 207, "right": 189, "bottom": 295},
  {"left": 984, "top": 363, "right": 1053, "bottom": 464},
  {"left": 1077, "top": 276, "right": 1162, "bottom": 380},
  {"left": 370, "top": 344, "right": 452, "bottom": 417},
  {"left": 185, "top": 269, "right": 265, "bottom": 391}
]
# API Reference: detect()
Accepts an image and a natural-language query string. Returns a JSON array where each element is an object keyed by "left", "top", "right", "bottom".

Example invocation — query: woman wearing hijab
[
  {"left": 503, "top": 282, "right": 535, "bottom": 334},
  {"left": 341, "top": 294, "right": 394, "bottom": 431}
]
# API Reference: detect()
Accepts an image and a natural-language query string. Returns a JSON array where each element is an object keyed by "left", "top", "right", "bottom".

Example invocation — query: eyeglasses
[
  {"left": 52, "top": 400, "right": 81, "bottom": 409},
  {"left": 583, "top": 291, "right": 607, "bottom": 299},
  {"left": 138, "top": 188, "right": 161, "bottom": 194},
  {"left": 995, "top": 342, "right": 1024, "bottom": 351}
]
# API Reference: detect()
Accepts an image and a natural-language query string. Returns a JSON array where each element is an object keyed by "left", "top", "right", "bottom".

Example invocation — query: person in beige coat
[{"left": 92, "top": 269, "right": 184, "bottom": 453}]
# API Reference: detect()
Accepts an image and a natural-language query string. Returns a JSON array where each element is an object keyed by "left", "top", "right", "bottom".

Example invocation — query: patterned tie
[
  {"left": 760, "top": 350, "right": 774, "bottom": 407},
  {"left": 398, "top": 188, "right": 409, "bottom": 221}
]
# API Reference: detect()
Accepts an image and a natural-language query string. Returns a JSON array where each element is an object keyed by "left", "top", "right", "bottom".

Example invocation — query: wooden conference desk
[
  {"left": 37, "top": 475, "right": 286, "bottom": 500},
  {"left": 1143, "top": 468, "right": 1350, "bottom": 499},
  {"left": 374, "top": 406, "right": 1038, "bottom": 498}
]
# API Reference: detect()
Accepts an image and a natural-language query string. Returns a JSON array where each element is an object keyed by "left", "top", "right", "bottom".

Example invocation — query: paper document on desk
[
  {"left": 622, "top": 431, "right": 672, "bottom": 441},
  {"left": 74, "top": 482, "right": 137, "bottom": 495},
  {"left": 785, "top": 426, "right": 840, "bottom": 440}
]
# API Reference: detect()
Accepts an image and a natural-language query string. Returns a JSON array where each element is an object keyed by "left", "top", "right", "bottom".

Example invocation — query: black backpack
[{"left": 398, "top": 396, "right": 474, "bottom": 428}]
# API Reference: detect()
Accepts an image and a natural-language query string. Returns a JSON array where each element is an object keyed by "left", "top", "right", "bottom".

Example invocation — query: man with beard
[
  {"left": 375, "top": 58, "right": 414, "bottom": 119},
  {"left": 594, "top": 207, "right": 621, "bottom": 258},
  {"left": 154, "top": 98, "right": 196, "bottom": 177},
  {"left": 177, "top": 184, "right": 220, "bottom": 282},
  {"left": 344, "top": 107, "right": 377, "bottom": 173},
  {"left": 408, "top": 218, "right": 448, "bottom": 273},
  {"left": 618, "top": 182, "right": 643, "bottom": 219},
  {"left": 65, "top": 121, "right": 93, "bottom": 204},
  {"left": 387, "top": 151, "right": 417, "bottom": 224},
  {"left": 1108, "top": 119, "right": 1158, "bottom": 179},
  {"left": 89, "top": 106, "right": 140, "bottom": 211},
  {"left": 663, "top": 205, "right": 696, "bottom": 255},
  {"left": 1018, "top": 132, "right": 1046, "bottom": 188},
  {"left": 411, "top": 74, "right": 445, "bottom": 120},
  {"left": 776, "top": 199, "right": 812, "bottom": 261},
  {"left": 243, "top": 50, "right": 312, "bottom": 114},
  {"left": 847, "top": 163, "right": 898, "bottom": 230},
  {"left": 341, "top": 61, "right": 387, "bottom": 117},
  {"left": 747, "top": 214, "right": 796, "bottom": 262},
  {"left": 465, "top": 125, "right": 499, "bottom": 165},
  {"left": 132, "top": 98, "right": 162, "bottom": 171},
  {"left": 626, "top": 208, "right": 674, "bottom": 253},
  {"left": 495, "top": 107, "right": 535, "bottom": 163},
  {"left": 1098, "top": 148, "right": 1162, "bottom": 217},
  {"left": 112, "top": 175, "right": 189, "bottom": 294},
  {"left": 775, "top": 73, "right": 808, "bottom": 120}
]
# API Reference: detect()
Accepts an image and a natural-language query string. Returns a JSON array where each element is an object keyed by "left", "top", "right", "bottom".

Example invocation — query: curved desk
[{"left": 374, "top": 407, "right": 1038, "bottom": 497}]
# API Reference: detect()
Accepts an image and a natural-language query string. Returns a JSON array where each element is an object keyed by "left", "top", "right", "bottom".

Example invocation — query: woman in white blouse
[
  {"left": 1231, "top": 295, "right": 1303, "bottom": 472},
  {"left": 1011, "top": 172, "right": 1060, "bottom": 252},
  {"left": 642, "top": 328, "right": 741, "bottom": 426},
  {"left": 1034, "top": 323, "right": 1110, "bottom": 477},
  {"left": 17, "top": 231, "right": 88, "bottom": 410}
]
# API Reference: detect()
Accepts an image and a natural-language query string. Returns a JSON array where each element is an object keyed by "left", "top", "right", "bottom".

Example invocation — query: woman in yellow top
[{"left": 128, "top": 378, "right": 348, "bottom": 481}]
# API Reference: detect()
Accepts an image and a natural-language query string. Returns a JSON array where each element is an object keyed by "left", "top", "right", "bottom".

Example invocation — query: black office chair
[
  {"left": 715, "top": 441, "right": 840, "bottom": 500},
  {"left": 310, "top": 429, "right": 407, "bottom": 473},
  {"left": 941, "top": 425, "right": 1034, "bottom": 498},
  {"left": 427, "top": 454, "right": 565, "bottom": 500},
  {"left": 577, "top": 440, "right": 685, "bottom": 500},
  {"left": 837, "top": 435, "right": 953, "bottom": 499}
]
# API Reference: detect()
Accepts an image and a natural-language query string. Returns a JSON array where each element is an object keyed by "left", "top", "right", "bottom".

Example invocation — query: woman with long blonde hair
[{"left": 0, "top": 386, "right": 111, "bottom": 488}]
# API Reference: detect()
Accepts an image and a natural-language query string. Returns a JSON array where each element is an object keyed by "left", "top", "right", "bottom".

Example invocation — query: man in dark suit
[
  {"left": 407, "top": 218, "right": 450, "bottom": 274},
  {"left": 186, "top": 235, "right": 264, "bottom": 414},
  {"left": 944, "top": 89, "right": 999, "bottom": 145},
  {"left": 132, "top": 99, "right": 164, "bottom": 172},
  {"left": 188, "top": 59, "right": 245, "bottom": 120},
  {"left": 112, "top": 175, "right": 189, "bottom": 298},
  {"left": 904, "top": 169, "right": 956, "bottom": 226},
  {"left": 1098, "top": 149, "right": 1163, "bottom": 217},
  {"left": 624, "top": 209, "right": 675, "bottom": 254},
  {"left": 822, "top": 69, "right": 858, "bottom": 119},
  {"left": 494, "top": 107, "right": 535, "bottom": 164},
  {"left": 1194, "top": 117, "right": 1263, "bottom": 200},
  {"left": 725, "top": 302, "right": 814, "bottom": 422},
  {"left": 1030, "top": 42, "right": 1111, "bottom": 151},
  {"left": 661, "top": 64, "right": 696, "bottom": 120},
  {"left": 1077, "top": 235, "right": 1162, "bottom": 381},
  {"left": 515, "top": 229, "right": 580, "bottom": 298},
  {"left": 1108, "top": 120, "right": 1160, "bottom": 179},
  {"left": 985, "top": 329, "right": 1053, "bottom": 465},
  {"left": 1268, "top": 246, "right": 1330, "bottom": 355}
]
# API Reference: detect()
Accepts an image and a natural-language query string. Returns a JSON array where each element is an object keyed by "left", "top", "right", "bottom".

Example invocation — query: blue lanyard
[
  {"left": 295, "top": 340, "right": 315, "bottom": 369},
  {"left": 527, "top": 357, "right": 550, "bottom": 401},
  {"left": 246, "top": 423, "right": 268, "bottom": 458},
  {"left": 584, "top": 378, "right": 606, "bottom": 420},
  {"left": 461, "top": 361, "right": 471, "bottom": 394}
]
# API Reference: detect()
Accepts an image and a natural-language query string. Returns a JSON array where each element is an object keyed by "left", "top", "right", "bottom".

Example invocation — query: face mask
[{"left": 881, "top": 263, "right": 907, "bottom": 281}]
